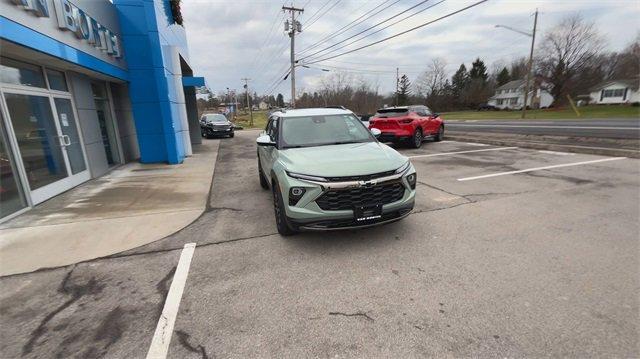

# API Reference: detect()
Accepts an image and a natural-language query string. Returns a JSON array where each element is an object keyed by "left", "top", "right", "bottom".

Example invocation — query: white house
[
  {"left": 258, "top": 101, "right": 269, "bottom": 110},
  {"left": 589, "top": 79, "right": 639, "bottom": 105},
  {"left": 488, "top": 79, "right": 554, "bottom": 110}
]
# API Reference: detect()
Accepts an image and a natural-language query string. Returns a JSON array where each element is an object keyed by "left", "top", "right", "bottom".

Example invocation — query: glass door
[
  {"left": 91, "top": 82, "right": 120, "bottom": 166},
  {"left": 0, "top": 111, "right": 27, "bottom": 218},
  {"left": 2, "top": 91, "right": 89, "bottom": 204}
]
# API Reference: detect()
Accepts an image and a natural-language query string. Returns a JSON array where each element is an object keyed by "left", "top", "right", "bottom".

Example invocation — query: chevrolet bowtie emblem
[{"left": 359, "top": 180, "right": 376, "bottom": 187}]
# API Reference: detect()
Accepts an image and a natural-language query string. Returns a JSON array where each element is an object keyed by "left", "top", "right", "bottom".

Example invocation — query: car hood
[{"left": 279, "top": 141, "right": 407, "bottom": 177}]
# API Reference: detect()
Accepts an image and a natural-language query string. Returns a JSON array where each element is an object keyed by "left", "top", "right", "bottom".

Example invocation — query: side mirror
[
  {"left": 256, "top": 134, "right": 275, "bottom": 146},
  {"left": 370, "top": 128, "right": 382, "bottom": 137},
  {"left": 432, "top": 113, "right": 440, "bottom": 118}
]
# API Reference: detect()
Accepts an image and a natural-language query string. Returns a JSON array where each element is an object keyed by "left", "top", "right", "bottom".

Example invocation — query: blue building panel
[
  {"left": 0, "top": 16, "right": 129, "bottom": 81},
  {"left": 114, "top": 0, "right": 198, "bottom": 164}
]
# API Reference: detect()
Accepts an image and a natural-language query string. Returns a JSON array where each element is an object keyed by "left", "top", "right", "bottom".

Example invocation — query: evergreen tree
[
  {"left": 469, "top": 58, "right": 488, "bottom": 83},
  {"left": 396, "top": 74, "right": 411, "bottom": 106},
  {"left": 497, "top": 67, "right": 511, "bottom": 86},
  {"left": 276, "top": 93, "right": 285, "bottom": 107},
  {"left": 451, "top": 64, "right": 470, "bottom": 94}
]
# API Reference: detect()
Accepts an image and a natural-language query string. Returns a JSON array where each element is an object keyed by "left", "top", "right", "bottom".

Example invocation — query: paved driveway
[{"left": 1, "top": 130, "right": 638, "bottom": 358}]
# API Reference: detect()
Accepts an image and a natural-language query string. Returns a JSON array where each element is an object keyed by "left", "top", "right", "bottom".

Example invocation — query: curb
[{"left": 445, "top": 132, "right": 640, "bottom": 159}]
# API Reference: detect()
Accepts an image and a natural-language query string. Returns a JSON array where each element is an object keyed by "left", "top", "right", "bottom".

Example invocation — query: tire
[
  {"left": 229, "top": 132, "right": 235, "bottom": 138},
  {"left": 258, "top": 159, "right": 269, "bottom": 190},
  {"left": 410, "top": 128, "right": 423, "bottom": 148},
  {"left": 272, "top": 179, "right": 296, "bottom": 236},
  {"left": 434, "top": 125, "right": 444, "bottom": 142}
]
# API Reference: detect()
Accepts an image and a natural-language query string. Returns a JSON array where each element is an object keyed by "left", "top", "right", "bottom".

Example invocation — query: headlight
[
  {"left": 406, "top": 172, "right": 417, "bottom": 190},
  {"left": 286, "top": 171, "right": 328, "bottom": 182},
  {"left": 395, "top": 161, "right": 410, "bottom": 174}
]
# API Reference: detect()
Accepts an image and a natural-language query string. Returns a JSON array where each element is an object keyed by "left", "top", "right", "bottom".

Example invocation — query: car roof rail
[{"left": 325, "top": 105, "right": 347, "bottom": 110}]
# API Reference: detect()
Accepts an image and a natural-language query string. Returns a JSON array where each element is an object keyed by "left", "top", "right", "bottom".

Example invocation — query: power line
[
  {"left": 300, "top": 0, "right": 331, "bottom": 23},
  {"left": 304, "top": 0, "right": 343, "bottom": 30},
  {"left": 303, "top": 0, "right": 446, "bottom": 63},
  {"left": 297, "top": 0, "right": 398, "bottom": 55},
  {"left": 298, "top": 0, "right": 434, "bottom": 62},
  {"left": 304, "top": 0, "right": 490, "bottom": 65}
]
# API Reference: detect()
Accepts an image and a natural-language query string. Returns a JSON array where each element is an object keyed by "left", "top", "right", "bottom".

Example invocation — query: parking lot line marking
[
  {"left": 146, "top": 243, "right": 196, "bottom": 359},
  {"left": 447, "top": 124, "right": 639, "bottom": 130},
  {"left": 457, "top": 157, "right": 627, "bottom": 181},
  {"left": 408, "top": 146, "right": 518, "bottom": 158},
  {"left": 465, "top": 142, "right": 489, "bottom": 146},
  {"left": 538, "top": 150, "right": 575, "bottom": 156}
]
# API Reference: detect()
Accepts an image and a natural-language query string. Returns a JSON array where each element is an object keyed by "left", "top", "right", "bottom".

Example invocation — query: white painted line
[
  {"left": 538, "top": 150, "right": 575, "bottom": 156},
  {"left": 447, "top": 124, "right": 639, "bottom": 130},
  {"left": 146, "top": 243, "right": 196, "bottom": 359},
  {"left": 457, "top": 157, "right": 627, "bottom": 181},
  {"left": 408, "top": 146, "right": 518, "bottom": 159},
  {"left": 465, "top": 142, "right": 489, "bottom": 146}
]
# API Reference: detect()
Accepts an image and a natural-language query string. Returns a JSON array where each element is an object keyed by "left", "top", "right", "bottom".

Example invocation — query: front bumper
[
  {"left": 279, "top": 165, "right": 417, "bottom": 231},
  {"left": 203, "top": 126, "right": 234, "bottom": 135}
]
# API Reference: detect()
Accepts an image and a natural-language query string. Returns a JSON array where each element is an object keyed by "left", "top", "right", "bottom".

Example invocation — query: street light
[{"left": 495, "top": 9, "right": 538, "bottom": 119}]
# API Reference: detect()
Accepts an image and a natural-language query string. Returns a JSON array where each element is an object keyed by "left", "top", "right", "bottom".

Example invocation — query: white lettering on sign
[
  {"left": 11, "top": 0, "right": 49, "bottom": 17},
  {"left": 13, "top": 0, "right": 122, "bottom": 59}
]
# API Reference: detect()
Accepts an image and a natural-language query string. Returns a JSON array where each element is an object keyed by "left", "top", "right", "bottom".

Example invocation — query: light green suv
[{"left": 257, "top": 108, "right": 416, "bottom": 235}]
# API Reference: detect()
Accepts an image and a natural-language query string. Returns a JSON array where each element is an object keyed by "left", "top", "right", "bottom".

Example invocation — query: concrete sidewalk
[{"left": 0, "top": 140, "right": 220, "bottom": 276}]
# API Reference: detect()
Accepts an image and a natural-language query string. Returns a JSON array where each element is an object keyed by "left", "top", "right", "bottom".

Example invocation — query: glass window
[
  {"left": 0, "top": 112, "right": 27, "bottom": 218},
  {"left": 0, "top": 57, "right": 46, "bottom": 88},
  {"left": 91, "top": 81, "right": 108, "bottom": 99},
  {"left": 54, "top": 98, "right": 87, "bottom": 174},
  {"left": 203, "top": 114, "right": 228, "bottom": 123},
  {"left": 46, "top": 69, "right": 68, "bottom": 91},
  {"left": 4, "top": 93, "right": 68, "bottom": 190}
]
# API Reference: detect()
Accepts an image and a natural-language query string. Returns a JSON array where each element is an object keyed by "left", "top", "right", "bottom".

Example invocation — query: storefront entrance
[{"left": 0, "top": 57, "right": 90, "bottom": 214}]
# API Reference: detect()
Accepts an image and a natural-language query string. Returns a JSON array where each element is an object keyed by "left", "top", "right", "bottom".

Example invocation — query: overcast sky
[{"left": 181, "top": 0, "right": 640, "bottom": 100}]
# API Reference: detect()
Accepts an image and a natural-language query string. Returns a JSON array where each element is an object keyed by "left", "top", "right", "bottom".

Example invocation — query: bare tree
[
  {"left": 537, "top": 13, "right": 605, "bottom": 105},
  {"left": 415, "top": 58, "right": 448, "bottom": 99}
]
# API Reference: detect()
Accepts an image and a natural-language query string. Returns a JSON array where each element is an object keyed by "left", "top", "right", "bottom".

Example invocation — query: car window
[
  {"left": 280, "top": 114, "right": 373, "bottom": 149},
  {"left": 267, "top": 117, "right": 278, "bottom": 142},
  {"left": 375, "top": 108, "right": 408, "bottom": 118},
  {"left": 204, "top": 114, "right": 227, "bottom": 123}
]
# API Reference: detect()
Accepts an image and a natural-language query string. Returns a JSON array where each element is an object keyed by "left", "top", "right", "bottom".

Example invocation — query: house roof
[
  {"left": 496, "top": 79, "right": 525, "bottom": 91},
  {"left": 589, "top": 78, "right": 639, "bottom": 92}
]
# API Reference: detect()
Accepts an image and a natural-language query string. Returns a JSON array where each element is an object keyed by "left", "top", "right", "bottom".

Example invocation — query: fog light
[
  {"left": 406, "top": 173, "right": 417, "bottom": 189},
  {"left": 289, "top": 187, "right": 306, "bottom": 206}
]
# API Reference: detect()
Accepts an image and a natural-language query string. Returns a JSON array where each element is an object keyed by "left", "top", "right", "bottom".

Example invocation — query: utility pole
[
  {"left": 242, "top": 78, "right": 254, "bottom": 126},
  {"left": 521, "top": 9, "right": 538, "bottom": 119},
  {"left": 395, "top": 67, "right": 399, "bottom": 107},
  {"left": 282, "top": 5, "right": 303, "bottom": 108}
]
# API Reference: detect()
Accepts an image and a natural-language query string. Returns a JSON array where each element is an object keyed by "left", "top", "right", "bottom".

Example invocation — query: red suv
[{"left": 369, "top": 106, "right": 444, "bottom": 148}]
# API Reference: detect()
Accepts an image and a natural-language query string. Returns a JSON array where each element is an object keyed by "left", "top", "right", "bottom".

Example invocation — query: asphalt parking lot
[{"left": 1, "top": 129, "right": 638, "bottom": 358}]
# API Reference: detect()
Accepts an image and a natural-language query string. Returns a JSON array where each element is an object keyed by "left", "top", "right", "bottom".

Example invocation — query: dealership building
[{"left": 0, "top": 0, "right": 205, "bottom": 221}]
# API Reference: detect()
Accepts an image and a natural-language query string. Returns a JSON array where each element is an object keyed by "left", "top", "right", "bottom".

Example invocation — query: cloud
[{"left": 181, "top": 0, "right": 640, "bottom": 99}]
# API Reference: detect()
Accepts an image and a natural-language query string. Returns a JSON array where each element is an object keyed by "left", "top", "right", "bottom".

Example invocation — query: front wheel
[
  {"left": 229, "top": 132, "right": 235, "bottom": 138},
  {"left": 434, "top": 125, "right": 444, "bottom": 142},
  {"left": 411, "top": 129, "right": 423, "bottom": 148},
  {"left": 272, "top": 179, "right": 296, "bottom": 236}
]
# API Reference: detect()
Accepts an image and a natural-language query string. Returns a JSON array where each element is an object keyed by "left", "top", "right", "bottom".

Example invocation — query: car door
[
  {"left": 412, "top": 106, "right": 428, "bottom": 133},
  {"left": 421, "top": 106, "right": 437, "bottom": 134},
  {"left": 258, "top": 116, "right": 279, "bottom": 176}
]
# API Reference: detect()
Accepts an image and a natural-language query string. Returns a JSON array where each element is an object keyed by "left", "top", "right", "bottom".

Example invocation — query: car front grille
[
  {"left": 315, "top": 182, "right": 405, "bottom": 211},
  {"left": 213, "top": 125, "right": 230, "bottom": 130}
]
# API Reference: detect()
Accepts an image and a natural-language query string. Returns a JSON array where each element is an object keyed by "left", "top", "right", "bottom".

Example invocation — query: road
[
  {"left": 446, "top": 118, "right": 640, "bottom": 139},
  {"left": 0, "top": 132, "right": 638, "bottom": 358}
]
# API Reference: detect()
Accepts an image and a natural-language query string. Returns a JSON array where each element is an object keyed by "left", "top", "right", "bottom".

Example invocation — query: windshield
[
  {"left": 281, "top": 114, "right": 374, "bottom": 149},
  {"left": 204, "top": 114, "right": 227, "bottom": 123}
]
